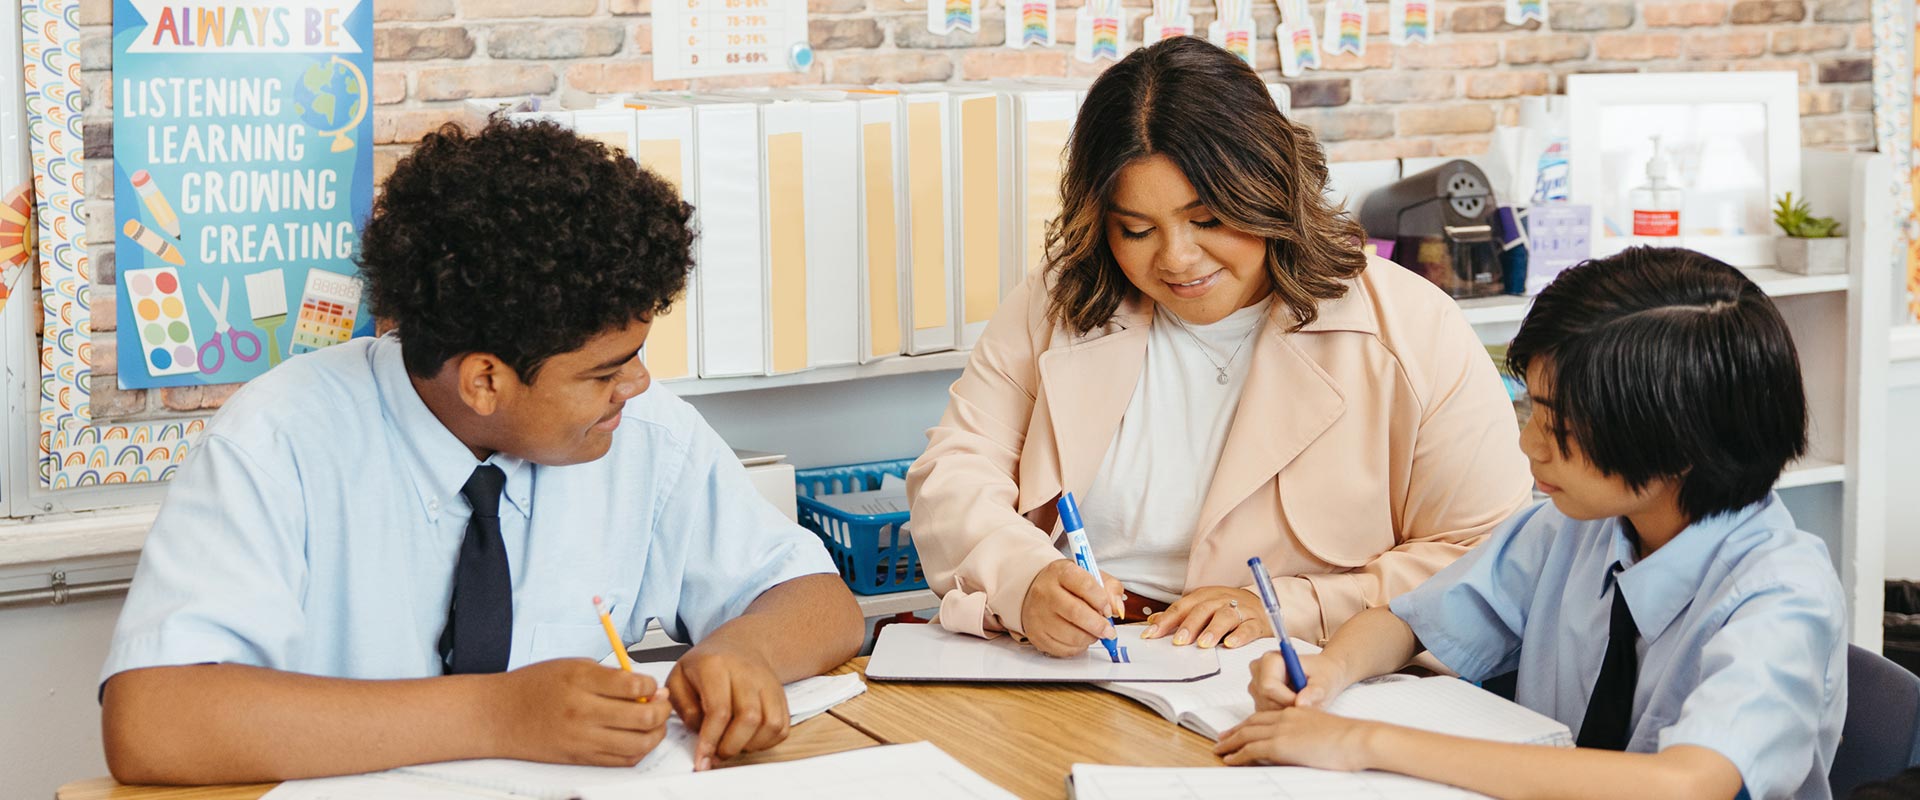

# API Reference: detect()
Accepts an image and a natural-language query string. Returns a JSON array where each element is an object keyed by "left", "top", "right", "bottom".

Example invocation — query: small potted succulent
[{"left": 1772, "top": 192, "right": 1846, "bottom": 275}]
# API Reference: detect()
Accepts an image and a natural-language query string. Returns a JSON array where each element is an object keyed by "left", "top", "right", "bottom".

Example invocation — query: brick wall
[{"left": 74, "top": 0, "right": 1874, "bottom": 419}]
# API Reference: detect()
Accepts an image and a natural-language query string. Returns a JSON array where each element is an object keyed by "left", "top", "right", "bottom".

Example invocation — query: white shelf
[
  {"left": 854, "top": 588, "right": 939, "bottom": 617},
  {"left": 659, "top": 266, "right": 1851, "bottom": 394},
  {"left": 1736, "top": 267, "right": 1852, "bottom": 297},
  {"left": 663, "top": 351, "right": 972, "bottom": 397},
  {"left": 1459, "top": 266, "right": 1848, "bottom": 328},
  {"left": 624, "top": 589, "right": 940, "bottom": 655},
  {"left": 1776, "top": 457, "right": 1845, "bottom": 490},
  {"left": 1458, "top": 294, "right": 1533, "bottom": 326},
  {"left": 1893, "top": 325, "right": 1920, "bottom": 363}
]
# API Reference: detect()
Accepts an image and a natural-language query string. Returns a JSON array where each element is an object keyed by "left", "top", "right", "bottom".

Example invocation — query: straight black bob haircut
[{"left": 1507, "top": 246, "right": 1807, "bottom": 523}]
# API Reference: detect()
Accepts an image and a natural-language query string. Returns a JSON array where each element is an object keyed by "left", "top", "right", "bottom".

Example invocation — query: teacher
[{"left": 905, "top": 38, "right": 1531, "bottom": 658}]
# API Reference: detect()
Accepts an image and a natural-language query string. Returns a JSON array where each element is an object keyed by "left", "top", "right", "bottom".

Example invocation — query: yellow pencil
[
  {"left": 130, "top": 170, "right": 180, "bottom": 238},
  {"left": 593, "top": 595, "right": 649, "bottom": 702}
]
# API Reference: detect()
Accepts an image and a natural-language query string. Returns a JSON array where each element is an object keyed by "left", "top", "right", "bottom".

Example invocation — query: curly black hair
[{"left": 357, "top": 119, "right": 694, "bottom": 380}]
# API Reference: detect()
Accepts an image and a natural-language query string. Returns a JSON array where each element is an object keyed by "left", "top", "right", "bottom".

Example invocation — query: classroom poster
[{"left": 113, "top": 0, "right": 374, "bottom": 389}]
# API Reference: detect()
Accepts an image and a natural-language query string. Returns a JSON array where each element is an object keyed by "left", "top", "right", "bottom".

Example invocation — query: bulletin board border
[{"left": 23, "top": 0, "right": 200, "bottom": 491}]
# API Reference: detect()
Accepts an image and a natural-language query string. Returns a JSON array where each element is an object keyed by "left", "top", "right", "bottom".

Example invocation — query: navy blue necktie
[
  {"left": 439, "top": 465, "right": 512, "bottom": 674},
  {"left": 1577, "top": 577, "right": 1639, "bottom": 750}
]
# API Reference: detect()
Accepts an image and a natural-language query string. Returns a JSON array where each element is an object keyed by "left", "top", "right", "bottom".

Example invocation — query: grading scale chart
[{"left": 654, "top": 0, "right": 810, "bottom": 80}]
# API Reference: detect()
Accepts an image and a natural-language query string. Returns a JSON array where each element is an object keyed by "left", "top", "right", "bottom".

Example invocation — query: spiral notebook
[{"left": 1100, "top": 639, "right": 1572, "bottom": 746}]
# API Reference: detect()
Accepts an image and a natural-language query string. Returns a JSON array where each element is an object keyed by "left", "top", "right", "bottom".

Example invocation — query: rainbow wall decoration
[
  {"left": 1004, "top": 0, "right": 1055, "bottom": 48},
  {"left": 1392, "top": 0, "right": 1434, "bottom": 45},
  {"left": 1323, "top": 0, "right": 1366, "bottom": 55},
  {"left": 928, "top": 0, "right": 979, "bottom": 34},
  {"left": 1075, "top": 0, "right": 1125, "bottom": 63},
  {"left": 1506, "top": 0, "right": 1546, "bottom": 24}
]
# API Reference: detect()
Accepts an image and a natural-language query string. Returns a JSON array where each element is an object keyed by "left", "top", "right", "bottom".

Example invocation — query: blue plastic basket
[{"left": 794, "top": 459, "right": 927, "bottom": 596}]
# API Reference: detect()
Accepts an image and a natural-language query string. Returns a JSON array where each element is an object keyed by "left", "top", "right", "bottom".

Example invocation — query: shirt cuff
[
  {"left": 1389, "top": 592, "right": 1501, "bottom": 682},
  {"left": 99, "top": 628, "right": 274, "bottom": 696},
  {"left": 983, "top": 545, "right": 1068, "bottom": 638}
]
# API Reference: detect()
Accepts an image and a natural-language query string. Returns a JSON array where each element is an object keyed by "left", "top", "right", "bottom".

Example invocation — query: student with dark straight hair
[
  {"left": 1222, "top": 247, "right": 1847, "bottom": 800},
  {"left": 908, "top": 36, "right": 1530, "bottom": 658}
]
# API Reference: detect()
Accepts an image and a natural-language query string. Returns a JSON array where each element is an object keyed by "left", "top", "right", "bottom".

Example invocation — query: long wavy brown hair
[{"left": 1046, "top": 37, "right": 1367, "bottom": 335}]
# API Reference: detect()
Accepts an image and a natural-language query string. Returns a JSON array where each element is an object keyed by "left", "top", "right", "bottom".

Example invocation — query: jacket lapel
[
  {"left": 1190, "top": 311, "right": 1347, "bottom": 545},
  {"left": 1034, "top": 316, "right": 1150, "bottom": 514}
]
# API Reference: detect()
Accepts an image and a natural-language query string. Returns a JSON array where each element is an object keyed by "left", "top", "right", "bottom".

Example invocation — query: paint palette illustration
[
  {"left": 125, "top": 266, "right": 200, "bottom": 377},
  {"left": 289, "top": 269, "right": 363, "bottom": 356}
]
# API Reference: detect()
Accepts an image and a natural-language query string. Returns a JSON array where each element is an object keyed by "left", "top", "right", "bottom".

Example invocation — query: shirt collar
[
  {"left": 371, "top": 334, "right": 534, "bottom": 520},
  {"left": 1602, "top": 498, "right": 1775, "bottom": 641}
]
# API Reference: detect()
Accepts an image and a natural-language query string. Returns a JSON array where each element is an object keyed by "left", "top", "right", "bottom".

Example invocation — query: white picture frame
[{"left": 1568, "top": 72, "right": 1801, "bottom": 268}]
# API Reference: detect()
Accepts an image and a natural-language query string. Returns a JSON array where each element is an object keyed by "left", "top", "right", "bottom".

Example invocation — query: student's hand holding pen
[
  {"left": 1021, "top": 559, "right": 1129, "bottom": 658},
  {"left": 1219, "top": 646, "right": 1377, "bottom": 770},
  {"left": 1248, "top": 650, "right": 1353, "bottom": 710}
]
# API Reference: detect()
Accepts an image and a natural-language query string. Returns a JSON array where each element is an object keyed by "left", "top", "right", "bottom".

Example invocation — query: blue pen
[
  {"left": 1248, "top": 557, "right": 1308, "bottom": 692},
  {"left": 1057, "top": 492, "right": 1121, "bottom": 663}
]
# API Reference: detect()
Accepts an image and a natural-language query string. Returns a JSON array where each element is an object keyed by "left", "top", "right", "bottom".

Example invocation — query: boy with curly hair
[{"left": 98, "top": 120, "right": 864, "bottom": 783}]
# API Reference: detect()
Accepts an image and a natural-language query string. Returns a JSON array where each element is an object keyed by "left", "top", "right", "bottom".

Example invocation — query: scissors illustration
[{"left": 197, "top": 278, "right": 263, "bottom": 374}]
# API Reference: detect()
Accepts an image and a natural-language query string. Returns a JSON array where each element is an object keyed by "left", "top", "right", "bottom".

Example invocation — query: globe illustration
[{"left": 293, "top": 56, "right": 369, "bottom": 153}]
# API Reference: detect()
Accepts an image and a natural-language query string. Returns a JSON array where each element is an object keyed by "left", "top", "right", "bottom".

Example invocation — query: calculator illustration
[{"left": 289, "top": 269, "right": 364, "bottom": 357}]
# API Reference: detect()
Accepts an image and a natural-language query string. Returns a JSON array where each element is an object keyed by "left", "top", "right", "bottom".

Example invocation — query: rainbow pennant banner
[
  {"left": 1003, "top": 0, "right": 1056, "bottom": 48},
  {"left": 1273, "top": 0, "right": 1320, "bottom": 76},
  {"left": 1207, "top": 20, "right": 1258, "bottom": 67},
  {"left": 927, "top": 0, "right": 980, "bottom": 35},
  {"left": 1322, "top": 0, "right": 1366, "bottom": 55},
  {"left": 1391, "top": 0, "right": 1434, "bottom": 44},
  {"left": 1075, "top": 0, "right": 1127, "bottom": 62},
  {"left": 1143, "top": 0, "right": 1192, "bottom": 44},
  {"left": 1208, "top": 0, "right": 1257, "bottom": 67},
  {"left": 1505, "top": 0, "right": 1546, "bottom": 24}
]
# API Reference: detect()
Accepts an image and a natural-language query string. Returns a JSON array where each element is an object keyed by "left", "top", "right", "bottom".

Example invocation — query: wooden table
[
  {"left": 60, "top": 657, "right": 1225, "bottom": 800},
  {"left": 55, "top": 712, "right": 883, "bottom": 800},
  {"left": 827, "top": 657, "right": 1225, "bottom": 800}
]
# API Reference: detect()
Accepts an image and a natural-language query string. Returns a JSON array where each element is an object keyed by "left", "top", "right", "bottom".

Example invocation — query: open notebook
[
  {"left": 1069, "top": 764, "right": 1495, "bottom": 799},
  {"left": 262, "top": 662, "right": 867, "bottom": 800},
  {"left": 1100, "top": 639, "right": 1572, "bottom": 746}
]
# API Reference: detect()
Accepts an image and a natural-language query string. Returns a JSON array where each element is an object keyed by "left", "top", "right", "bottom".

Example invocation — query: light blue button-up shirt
[
  {"left": 103, "top": 334, "right": 836, "bottom": 683},
  {"left": 1391, "top": 495, "right": 1846, "bottom": 800}
]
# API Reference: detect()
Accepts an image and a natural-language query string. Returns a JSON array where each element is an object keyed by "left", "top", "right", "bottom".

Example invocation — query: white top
[{"left": 1081, "top": 299, "right": 1270, "bottom": 603}]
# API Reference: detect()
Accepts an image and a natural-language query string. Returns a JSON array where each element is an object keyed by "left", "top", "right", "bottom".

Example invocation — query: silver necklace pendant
[{"left": 1216, "top": 369, "right": 1230, "bottom": 385}]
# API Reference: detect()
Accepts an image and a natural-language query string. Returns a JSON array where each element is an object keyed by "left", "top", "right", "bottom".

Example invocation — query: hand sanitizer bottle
[{"left": 1629, "top": 135, "right": 1682, "bottom": 245}]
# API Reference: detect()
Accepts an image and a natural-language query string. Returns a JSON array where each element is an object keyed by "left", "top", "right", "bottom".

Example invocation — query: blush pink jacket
[{"left": 906, "top": 256, "right": 1533, "bottom": 644}]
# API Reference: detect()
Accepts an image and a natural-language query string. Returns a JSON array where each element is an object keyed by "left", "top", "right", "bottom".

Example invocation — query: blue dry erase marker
[
  {"left": 1248, "top": 557, "right": 1308, "bottom": 692},
  {"left": 1057, "top": 492, "right": 1121, "bottom": 663}
]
